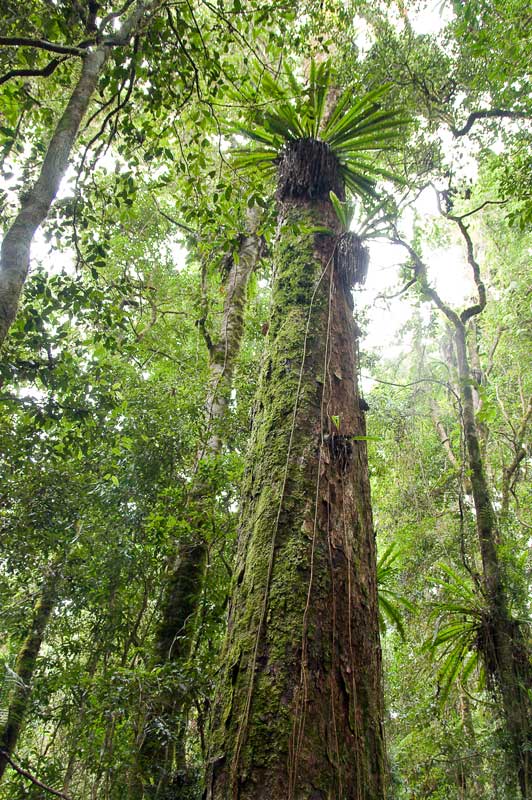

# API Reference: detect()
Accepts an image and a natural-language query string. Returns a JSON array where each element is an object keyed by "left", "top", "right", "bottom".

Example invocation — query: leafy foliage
[
  {"left": 1, "top": 1, "right": 532, "bottom": 798},
  {"left": 376, "top": 543, "right": 414, "bottom": 639},
  {"left": 424, "top": 565, "right": 485, "bottom": 706}
]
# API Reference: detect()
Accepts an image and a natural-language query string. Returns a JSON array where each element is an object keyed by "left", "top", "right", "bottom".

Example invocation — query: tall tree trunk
[
  {"left": 134, "top": 218, "right": 263, "bottom": 798},
  {"left": 0, "top": 565, "right": 59, "bottom": 781},
  {"left": 206, "top": 140, "right": 385, "bottom": 800},
  {"left": 454, "top": 324, "right": 532, "bottom": 798},
  {"left": 0, "top": 0, "right": 161, "bottom": 348},
  {"left": 398, "top": 226, "right": 532, "bottom": 797}
]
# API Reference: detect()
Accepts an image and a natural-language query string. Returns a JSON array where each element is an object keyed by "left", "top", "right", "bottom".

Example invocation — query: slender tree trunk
[
  {"left": 0, "top": 0, "right": 160, "bottom": 348},
  {"left": 456, "top": 689, "right": 482, "bottom": 797},
  {"left": 61, "top": 648, "right": 101, "bottom": 795},
  {"left": 0, "top": 565, "right": 59, "bottom": 781},
  {"left": 399, "top": 225, "right": 532, "bottom": 797},
  {"left": 133, "top": 218, "right": 263, "bottom": 798},
  {"left": 454, "top": 325, "right": 532, "bottom": 797},
  {"left": 429, "top": 396, "right": 473, "bottom": 495},
  {"left": 206, "top": 141, "right": 385, "bottom": 800}
]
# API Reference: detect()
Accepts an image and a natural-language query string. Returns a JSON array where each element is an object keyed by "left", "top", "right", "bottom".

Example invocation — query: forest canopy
[{"left": 0, "top": 0, "right": 531, "bottom": 798}]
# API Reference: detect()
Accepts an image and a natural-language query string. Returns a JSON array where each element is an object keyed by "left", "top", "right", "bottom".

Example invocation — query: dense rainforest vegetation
[{"left": 0, "top": 0, "right": 531, "bottom": 798}]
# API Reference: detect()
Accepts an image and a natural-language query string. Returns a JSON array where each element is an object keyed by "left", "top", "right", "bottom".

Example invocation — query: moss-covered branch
[{"left": 0, "top": 565, "right": 59, "bottom": 782}]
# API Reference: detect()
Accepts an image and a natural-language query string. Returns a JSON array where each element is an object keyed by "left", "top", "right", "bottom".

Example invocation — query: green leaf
[{"left": 329, "top": 191, "right": 348, "bottom": 227}]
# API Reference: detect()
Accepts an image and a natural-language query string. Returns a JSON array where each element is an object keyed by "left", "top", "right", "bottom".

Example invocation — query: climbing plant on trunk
[{"left": 205, "top": 61, "right": 406, "bottom": 800}]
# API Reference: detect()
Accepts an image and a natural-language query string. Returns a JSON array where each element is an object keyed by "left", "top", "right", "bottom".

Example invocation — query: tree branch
[
  {"left": 99, "top": 0, "right": 137, "bottom": 32},
  {"left": 455, "top": 199, "right": 508, "bottom": 221},
  {"left": 360, "top": 373, "right": 461, "bottom": 402},
  {"left": 485, "top": 327, "right": 506, "bottom": 377},
  {"left": 375, "top": 276, "right": 416, "bottom": 301},
  {"left": 0, "top": 57, "right": 67, "bottom": 86},
  {"left": 502, "top": 395, "right": 532, "bottom": 513},
  {"left": 0, "top": 36, "right": 88, "bottom": 55},
  {"left": 391, "top": 228, "right": 462, "bottom": 329},
  {"left": 151, "top": 195, "right": 198, "bottom": 237},
  {"left": 451, "top": 109, "right": 531, "bottom": 137},
  {"left": 453, "top": 217, "right": 486, "bottom": 323},
  {"left": 0, "top": 751, "right": 72, "bottom": 800},
  {"left": 432, "top": 188, "right": 486, "bottom": 324}
]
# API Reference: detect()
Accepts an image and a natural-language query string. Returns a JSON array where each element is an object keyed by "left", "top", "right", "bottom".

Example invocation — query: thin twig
[
  {"left": 360, "top": 373, "right": 461, "bottom": 403},
  {"left": 448, "top": 198, "right": 508, "bottom": 221},
  {"left": 375, "top": 277, "right": 416, "bottom": 301}
]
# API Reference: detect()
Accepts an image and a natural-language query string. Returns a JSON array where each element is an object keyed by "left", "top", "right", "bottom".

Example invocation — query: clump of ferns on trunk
[
  {"left": 232, "top": 59, "right": 408, "bottom": 204},
  {"left": 423, "top": 563, "right": 528, "bottom": 707}
]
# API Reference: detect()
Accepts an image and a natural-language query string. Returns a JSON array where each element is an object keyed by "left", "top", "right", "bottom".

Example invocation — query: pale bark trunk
[
  {"left": 0, "top": 0, "right": 160, "bottom": 347},
  {"left": 430, "top": 396, "right": 473, "bottom": 494},
  {"left": 454, "top": 325, "right": 532, "bottom": 797},
  {"left": 398, "top": 225, "right": 532, "bottom": 796},
  {"left": 501, "top": 394, "right": 532, "bottom": 516}
]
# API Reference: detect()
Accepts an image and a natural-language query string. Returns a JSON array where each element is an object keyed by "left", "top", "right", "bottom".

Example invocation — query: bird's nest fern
[{"left": 232, "top": 60, "right": 408, "bottom": 200}]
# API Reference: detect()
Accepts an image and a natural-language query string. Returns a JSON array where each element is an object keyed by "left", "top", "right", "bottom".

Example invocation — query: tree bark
[
  {"left": 0, "top": 565, "right": 59, "bottom": 781},
  {"left": 0, "top": 0, "right": 161, "bottom": 348},
  {"left": 133, "top": 218, "right": 263, "bottom": 799},
  {"left": 501, "top": 394, "right": 532, "bottom": 516},
  {"left": 429, "top": 396, "right": 473, "bottom": 495},
  {"left": 206, "top": 143, "right": 385, "bottom": 799}
]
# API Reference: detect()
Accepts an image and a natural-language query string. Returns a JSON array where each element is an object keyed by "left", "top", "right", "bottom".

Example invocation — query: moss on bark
[
  {"left": 0, "top": 567, "right": 58, "bottom": 782},
  {"left": 206, "top": 198, "right": 385, "bottom": 799},
  {"left": 134, "top": 225, "right": 263, "bottom": 799}
]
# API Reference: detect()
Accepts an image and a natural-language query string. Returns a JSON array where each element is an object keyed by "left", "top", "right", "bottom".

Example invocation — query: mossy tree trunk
[
  {"left": 134, "top": 219, "right": 263, "bottom": 799},
  {"left": 0, "top": 565, "right": 59, "bottom": 782},
  {"left": 454, "top": 325, "right": 532, "bottom": 798},
  {"left": 205, "top": 140, "right": 385, "bottom": 800}
]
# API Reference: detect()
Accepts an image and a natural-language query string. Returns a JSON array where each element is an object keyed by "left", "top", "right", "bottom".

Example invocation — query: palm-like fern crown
[{"left": 233, "top": 60, "right": 408, "bottom": 199}]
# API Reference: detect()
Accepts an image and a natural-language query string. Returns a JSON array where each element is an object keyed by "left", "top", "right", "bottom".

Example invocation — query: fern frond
[{"left": 230, "top": 59, "right": 409, "bottom": 200}]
